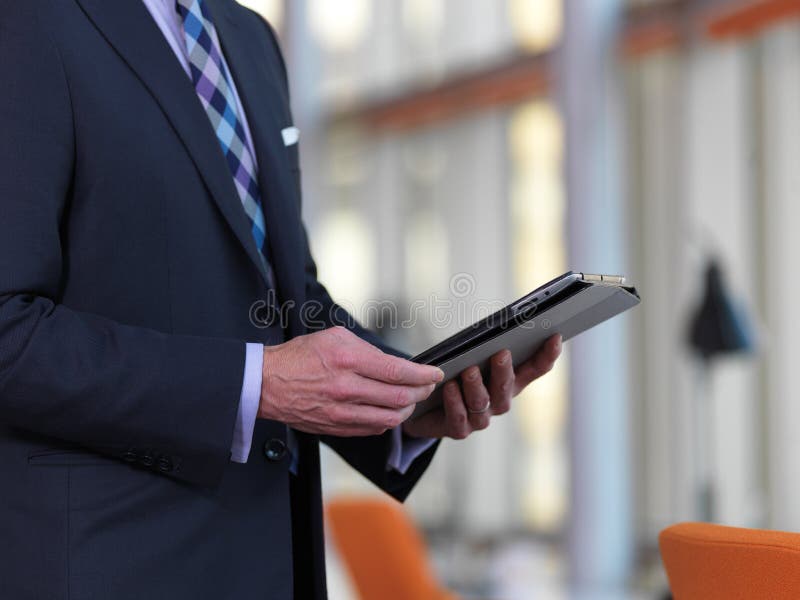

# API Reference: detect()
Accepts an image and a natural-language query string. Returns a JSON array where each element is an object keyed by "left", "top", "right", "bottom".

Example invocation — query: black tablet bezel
[{"left": 412, "top": 272, "right": 587, "bottom": 366}]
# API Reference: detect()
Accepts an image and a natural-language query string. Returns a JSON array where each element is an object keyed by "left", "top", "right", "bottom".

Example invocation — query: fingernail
[
  {"left": 498, "top": 351, "right": 510, "bottom": 365},
  {"left": 468, "top": 368, "right": 479, "bottom": 381},
  {"left": 432, "top": 368, "right": 445, "bottom": 383}
]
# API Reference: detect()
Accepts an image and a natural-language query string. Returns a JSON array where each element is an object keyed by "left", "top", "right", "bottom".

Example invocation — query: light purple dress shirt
[{"left": 142, "top": 0, "right": 434, "bottom": 472}]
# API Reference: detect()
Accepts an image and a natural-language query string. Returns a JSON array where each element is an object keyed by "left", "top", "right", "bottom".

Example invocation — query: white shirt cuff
[
  {"left": 387, "top": 427, "right": 436, "bottom": 474},
  {"left": 230, "top": 343, "right": 263, "bottom": 463}
]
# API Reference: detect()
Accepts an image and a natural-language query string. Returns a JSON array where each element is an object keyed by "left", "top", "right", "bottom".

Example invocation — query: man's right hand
[{"left": 258, "top": 326, "right": 444, "bottom": 437}]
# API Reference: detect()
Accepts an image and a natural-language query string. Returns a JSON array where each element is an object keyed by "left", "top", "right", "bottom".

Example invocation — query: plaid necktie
[{"left": 175, "top": 0, "right": 272, "bottom": 277}]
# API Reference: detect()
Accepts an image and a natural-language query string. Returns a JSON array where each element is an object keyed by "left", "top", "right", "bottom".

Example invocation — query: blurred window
[
  {"left": 312, "top": 125, "right": 376, "bottom": 319},
  {"left": 315, "top": 208, "right": 377, "bottom": 315},
  {"left": 509, "top": 100, "right": 568, "bottom": 532},
  {"left": 402, "top": 0, "right": 446, "bottom": 43},
  {"left": 309, "top": 0, "right": 371, "bottom": 52},
  {"left": 508, "top": 0, "right": 563, "bottom": 52}
]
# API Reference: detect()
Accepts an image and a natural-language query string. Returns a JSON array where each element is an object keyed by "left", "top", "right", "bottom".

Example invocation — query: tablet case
[{"left": 410, "top": 281, "right": 640, "bottom": 418}]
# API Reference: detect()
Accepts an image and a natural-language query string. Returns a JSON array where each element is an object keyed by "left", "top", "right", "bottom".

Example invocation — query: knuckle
[
  {"left": 451, "top": 426, "right": 470, "bottom": 440},
  {"left": 444, "top": 382, "right": 460, "bottom": 398},
  {"left": 473, "top": 415, "right": 491, "bottom": 431},
  {"left": 331, "top": 376, "right": 354, "bottom": 401},
  {"left": 336, "top": 350, "right": 355, "bottom": 369},
  {"left": 327, "top": 404, "right": 347, "bottom": 424},
  {"left": 384, "top": 413, "right": 402, "bottom": 429},
  {"left": 411, "top": 387, "right": 431, "bottom": 405},
  {"left": 385, "top": 360, "right": 404, "bottom": 383},
  {"left": 449, "top": 413, "right": 469, "bottom": 439},
  {"left": 494, "top": 401, "right": 511, "bottom": 415},
  {"left": 469, "top": 392, "right": 490, "bottom": 410},
  {"left": 394, "top": 388, "right": 412, "bottom": 408},
  {"left": 329, "top": 380, "right": 345, "bottom": 401},
  {"left": 329, "top": 325, "right": 350, "bottom": 342}
]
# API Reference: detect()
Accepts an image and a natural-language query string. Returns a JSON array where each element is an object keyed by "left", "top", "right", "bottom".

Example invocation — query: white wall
[
  {"left": 628, "top": 36, "right": 767, "bottom": 538},
  {"left": 761, "top": 24, "right": 800, "bottom": 531}
]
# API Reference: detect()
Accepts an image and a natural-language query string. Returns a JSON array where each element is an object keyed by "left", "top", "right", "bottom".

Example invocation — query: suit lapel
[
  {"left": 209, "top": 1, "right": 306, "bottom": 319},
  {"left": 75, "top": 0, "right": 273, "bottom": 289}
]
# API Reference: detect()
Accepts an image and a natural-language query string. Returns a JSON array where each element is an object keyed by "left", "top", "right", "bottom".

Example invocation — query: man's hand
[
  {"left": 259, "top": 326, "right": 444, "bottom": 437},
  {"left": 402, "top": 335, "right": 562, "bottom": 440}
]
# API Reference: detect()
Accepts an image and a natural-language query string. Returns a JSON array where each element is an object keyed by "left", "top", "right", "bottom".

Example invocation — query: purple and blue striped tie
[{"left": 175, "top": 0, "right": 272, "bottom": 276}]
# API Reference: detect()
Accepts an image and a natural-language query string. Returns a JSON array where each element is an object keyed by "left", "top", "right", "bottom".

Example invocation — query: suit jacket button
[
  {"left": 140, "top": 452, "right": 155, "bottom": 468},
  {"left": 263, "top": 439, "right": 287, "bottom": 462},
  {"left": 157, "top": 457, "right": 174, "bottom": 473}
]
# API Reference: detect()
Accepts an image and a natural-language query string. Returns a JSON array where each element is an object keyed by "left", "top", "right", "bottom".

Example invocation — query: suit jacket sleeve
[
  {"left": 0, "top": 3, "right": 243, "bottom": 488},
  {"left": 252, "top": 14, "right": 439, "bottom": 502}
]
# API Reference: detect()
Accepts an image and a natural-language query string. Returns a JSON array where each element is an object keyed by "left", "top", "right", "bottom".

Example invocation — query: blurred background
[{"left": 241, "top": 0, "right": 799, "bottom": 597}]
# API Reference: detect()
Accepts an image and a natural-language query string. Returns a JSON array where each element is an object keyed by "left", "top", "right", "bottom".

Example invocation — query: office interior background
[{"left": 239, "top": 0, "right": 800, "bottom": 597}]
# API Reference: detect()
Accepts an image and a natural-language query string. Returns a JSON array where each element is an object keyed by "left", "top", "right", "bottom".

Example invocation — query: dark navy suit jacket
[{"left": 0, "top": 1, "right": 437, "bottom": 598}]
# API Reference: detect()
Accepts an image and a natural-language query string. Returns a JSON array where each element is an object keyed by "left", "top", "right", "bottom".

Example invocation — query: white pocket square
[{"left": 281, "top": 126, "right": 300, "bottom": 147}]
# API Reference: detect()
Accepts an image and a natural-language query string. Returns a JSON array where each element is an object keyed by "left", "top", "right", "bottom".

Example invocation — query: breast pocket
[{"left": 281, "top": 127, "right": 302, "bottom": 201}]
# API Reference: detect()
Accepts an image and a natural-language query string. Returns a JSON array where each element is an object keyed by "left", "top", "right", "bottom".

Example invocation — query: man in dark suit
[{"left": 0, "top": 1, "right": 561, "bottom": 598}]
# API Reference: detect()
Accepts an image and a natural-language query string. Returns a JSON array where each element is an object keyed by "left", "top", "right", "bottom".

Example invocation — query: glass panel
[
  {"left": 314, "top": 208, "right": 377, "bottom": 315},
  {"left": 508, "top": 0, "right": 563, "bottom": 52},
  {"left": 309, "top": 0, "right": 372, "bottom": 52},
  {"left": 403, "top": 0, "right": 446, "bottom": 42},
  {"left": 508, "top": 100, "right": 569, "bottom": 532}
]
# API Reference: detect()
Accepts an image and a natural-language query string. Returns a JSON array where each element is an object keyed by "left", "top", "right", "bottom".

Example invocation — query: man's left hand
[{"left": 402, "top": 335, "right": 562, "bottom": 440}]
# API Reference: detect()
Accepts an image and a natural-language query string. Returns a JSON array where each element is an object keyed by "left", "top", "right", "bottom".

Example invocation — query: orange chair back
[
  {"left": 660, "top": 522, "right": 800, "bottom": 599},
  {"left": 326, "top": 497, "right": 457, "bottom": 600}
]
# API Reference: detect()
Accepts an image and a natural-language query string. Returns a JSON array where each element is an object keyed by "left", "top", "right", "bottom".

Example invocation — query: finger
[
  {"left": 336, "top": 375, "right": 436, "bottom": 410},
  {"left": 354, "top": 349, "right": 444, "bottom": 387},
  {"left": 402, "top": 408, "right": 447, "bottom": 439},
  {"left": 332, "top": 402, "right": 415, "bottom": 433},
  {"left": 460, "top": 368, "right": 490, "bottom": 432},
  {"left": 461, "top": 367, "right": 490, "bottom": 411},
  {"left": 488, "top": 350, "right": 514, "bottom": 415},
  {"left": 289, "top": 400, "right": 414, "bottom": 437},
  {"left": 442, "top": 381, "right": 471, "bottom": 440},
  {"left": 514, "top": 334, "right": 562, "bottom": 393}
]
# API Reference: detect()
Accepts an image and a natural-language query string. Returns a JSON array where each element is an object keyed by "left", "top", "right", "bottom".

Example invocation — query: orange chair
[
  {"left": 659, "top": 522, "right": 800, "bottom": 599},
  {"left": 326, "top": 497, "right": 458, "bottom": 600}
]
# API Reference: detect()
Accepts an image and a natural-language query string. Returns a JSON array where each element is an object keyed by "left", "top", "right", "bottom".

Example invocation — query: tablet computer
[{"left": 409, "top": 271, "right": 640, "bottom": 417}]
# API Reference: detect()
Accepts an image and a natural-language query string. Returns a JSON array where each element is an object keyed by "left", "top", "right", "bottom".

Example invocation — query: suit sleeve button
[
  {"left": 263, "top": 439, "right": 287, "bottom": 462},
  {"left": 157, "top": 457, "right": 174, "bottom": 473},
  {"left": 139, "top": 452, "right": 155, "bottom": 468},
  {"left": 122, "top": 450, "right": 138, "bottom": 463}
]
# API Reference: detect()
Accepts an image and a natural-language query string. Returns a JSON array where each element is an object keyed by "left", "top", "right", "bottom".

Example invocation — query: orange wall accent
[
  {"left": 707, "top": 0, "right": 800, "bottom": 39},
  {"left": 328, "top": 1, "right": 800, "bottom": 131},
  {"left": 352, "top": 56, "right": 550, "bottom": 132},
  {"left": 621, "top": 21, "right": 683, "bottom": 57}
]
